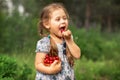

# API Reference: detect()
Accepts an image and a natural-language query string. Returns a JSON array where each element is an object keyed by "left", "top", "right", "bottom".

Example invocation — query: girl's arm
[
  {"left": 35, "top": 52, "right": 61, "bottom": 74},
  {"left": 65, "top": 38, "right": 81, "bottom": 59},
  {"left": 62, "top": 30, "right": 81, "bottom": 59}
]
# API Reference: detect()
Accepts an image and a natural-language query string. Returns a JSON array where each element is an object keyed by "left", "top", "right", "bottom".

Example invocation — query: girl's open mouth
[{"left": 60, "top": 27, "right": 65, "bottom": 33}]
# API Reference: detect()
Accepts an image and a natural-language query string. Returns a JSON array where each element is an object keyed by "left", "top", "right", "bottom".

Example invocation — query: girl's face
[{"left": 48, "top": 9, "right": 68, "bottom": 38}]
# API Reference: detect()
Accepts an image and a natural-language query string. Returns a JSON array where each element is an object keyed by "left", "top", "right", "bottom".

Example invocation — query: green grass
[
  {"left": 2, "top": 52, "right": 119, "bottom": 80},
  {"left": 74, "top": 57, "right": 120, "bottom": 80},
  {"left": 4, "top": 52, "right": 36, "bottom": 80}
]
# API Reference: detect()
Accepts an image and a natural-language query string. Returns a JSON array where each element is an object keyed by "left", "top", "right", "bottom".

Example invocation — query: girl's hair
[{"left": 38, "top": 3, "right": 74, "bottom": 67}]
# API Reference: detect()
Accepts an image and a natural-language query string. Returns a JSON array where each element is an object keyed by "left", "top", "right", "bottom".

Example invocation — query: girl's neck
[{"left": 50, "top": 34, "right": 64, "bottom": 44}]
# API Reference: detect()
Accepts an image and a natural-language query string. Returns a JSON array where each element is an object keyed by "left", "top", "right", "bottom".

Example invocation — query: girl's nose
[{"left": 60, "top": 19, "right": 65, "bottom": 24}]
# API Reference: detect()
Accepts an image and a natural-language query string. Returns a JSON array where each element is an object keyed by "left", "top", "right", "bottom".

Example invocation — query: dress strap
[{"left": 48, "top": 35, "right": 50, "bottom": 39}]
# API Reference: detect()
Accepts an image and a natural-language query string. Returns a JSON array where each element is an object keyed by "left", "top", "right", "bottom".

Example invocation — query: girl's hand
[
  {"left": 62, "top": 30, "right": 72, "bottom": 40},
  {"left": 49, "top": 60, "right": 61, "bottom": 74},
  {"left": 62, "top": 30, "right": 81, "bottom": 59}
]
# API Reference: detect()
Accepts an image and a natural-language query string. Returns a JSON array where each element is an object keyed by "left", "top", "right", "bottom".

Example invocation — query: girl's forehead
[{"left": 50, "top": 9, "right": 66, "bottom": 17}]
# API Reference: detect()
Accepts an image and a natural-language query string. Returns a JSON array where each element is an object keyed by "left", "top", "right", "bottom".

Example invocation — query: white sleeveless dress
[{"left": 35, "top": 36, "right": 75, "bottom": 80}]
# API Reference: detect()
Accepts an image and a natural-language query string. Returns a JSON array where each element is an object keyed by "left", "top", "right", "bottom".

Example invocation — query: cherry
[
  {"left": 44, "top": 54, "right": 60, "bottom": 66},
  {"left": 61, "top": 29, "right": 64, "bottom": 33},
  {"left": 60, "top": 27, "right": 65, "bottom": 33}
]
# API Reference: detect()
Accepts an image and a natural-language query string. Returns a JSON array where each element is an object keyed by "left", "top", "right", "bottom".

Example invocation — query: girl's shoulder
[
  {"left": 35, "top": 36, "right": 50, "bottom": 53},
  {"left": 38, "top": 36, "right": 50, "bottom": 43},
  {"left": 37, "top": 36, "right": 50, "bottom": 47}
]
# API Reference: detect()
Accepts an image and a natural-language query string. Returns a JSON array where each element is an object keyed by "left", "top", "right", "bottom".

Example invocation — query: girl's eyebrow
[
  {"left": 56, "top": 15, "right": 67, "bottom": 18},
  {"left": 54, "top": 16, "right": 60, "bottom": 19}
]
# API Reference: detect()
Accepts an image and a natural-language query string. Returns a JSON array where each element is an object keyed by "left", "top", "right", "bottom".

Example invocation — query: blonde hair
[{"left": 38, "top": 3, "right": 74, "bottom": 67}]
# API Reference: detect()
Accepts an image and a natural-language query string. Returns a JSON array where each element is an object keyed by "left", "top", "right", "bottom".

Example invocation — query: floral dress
[{"left": 35, "top": 36, "right": 75, "bottom": 80}]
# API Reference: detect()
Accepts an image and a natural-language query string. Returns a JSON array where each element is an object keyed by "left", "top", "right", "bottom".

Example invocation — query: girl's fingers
[
  {"left": 51, "top": 60, "right": 59, "bottom": 66},
  {"left": 62, "top": 30, "right": 71, "bottom": 39}
]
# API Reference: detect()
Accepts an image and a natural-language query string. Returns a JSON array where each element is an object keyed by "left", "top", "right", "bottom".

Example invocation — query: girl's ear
[
  {"left": 43, "top": 22, "right": 50, "bottom": 29},
  {"left": 45, "top": 25, "right": 50, "bottom": 29}
]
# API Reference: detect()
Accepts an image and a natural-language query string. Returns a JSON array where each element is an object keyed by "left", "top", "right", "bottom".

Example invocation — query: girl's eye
[
  {"left": 56, "top": 18, "right": 60, "bottom": 21},
  {"left": 63, "top": 17, "right": 67, "bottom": 20}
]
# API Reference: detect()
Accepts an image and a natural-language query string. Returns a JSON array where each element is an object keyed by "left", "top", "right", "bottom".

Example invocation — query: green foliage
[
  {"left": 0, "top": 12, "right": 38, "bottom": 53},
  {"left": 18, "top": 64, "right": 32, "bottom": 80},
  {"left": 74, "top": 57, "right": 120, "bottom": 80},
  {"left": 0, "top": 55, "right": 33, "bottom": 80},
  {"left": 0, "top": 77, "right": 14, "bottom": 80},
  {"left": 98, "top": 62, "right": 120, "bottom": 80},
  {"left": 0, "top": 55, "right": 17, "bottom": 79},
  {"left": 69, "top": 26, "right": 120, "bottom": 61}
]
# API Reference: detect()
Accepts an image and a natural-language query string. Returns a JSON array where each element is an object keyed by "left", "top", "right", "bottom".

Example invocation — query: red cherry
[
  {"left": 52, "top": 57, "right": 55, "bottom": 60},
  {"left": 61, "top": 29, "right": 64, "bottom": 33},
  {"left": 45, "top": 54, "right": 49, "bottom": 58},
  {"left": 55, "top": 56, "right": 59, "bottom": 60},
  {"left": 50, "top": 61, "right": 53, "bottom": 64},
  {"left": 49, "top": 57, "right": 53, "bottom": 61},
  {"left": 44, "top": 54, "right": 60, "bottom": 66},
  {"left": 47, "top": 60, "right": 50, "bottom": 64},
  {"left": 44, "top": 59, "right": 47, "bottom": 63}
]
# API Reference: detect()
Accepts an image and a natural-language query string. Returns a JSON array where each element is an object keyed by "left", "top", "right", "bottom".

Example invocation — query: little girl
[{"left": 35, "top": 3, "right": 81, "bottom": 80}]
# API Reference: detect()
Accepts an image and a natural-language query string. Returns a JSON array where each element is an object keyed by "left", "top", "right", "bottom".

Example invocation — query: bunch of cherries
[{"left": 44, "top": 54, "right": 60, "bottom": 66}]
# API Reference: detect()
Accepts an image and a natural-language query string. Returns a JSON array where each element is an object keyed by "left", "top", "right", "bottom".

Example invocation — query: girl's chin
[
  {"left": 58, "top": 35, "right": 62, "bottom": 38},
  {"left": 57, "top": 33, "right": 63, "bottom": 38}
]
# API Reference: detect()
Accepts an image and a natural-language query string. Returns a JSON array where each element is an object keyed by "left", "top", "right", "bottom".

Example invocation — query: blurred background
[{"left": 0, "top": 0, "right": 120, "bottom": 80}]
